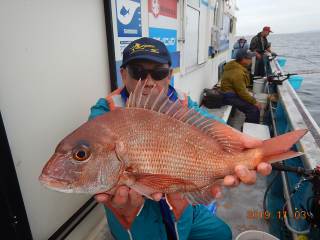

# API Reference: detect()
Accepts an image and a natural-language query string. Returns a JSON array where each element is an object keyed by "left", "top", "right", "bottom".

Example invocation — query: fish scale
[{"left": 105, "top": 107, "right": 249, "bottom": 192}]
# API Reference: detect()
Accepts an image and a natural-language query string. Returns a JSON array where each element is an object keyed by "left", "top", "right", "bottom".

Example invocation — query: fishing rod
[
  {"left": 267, "top": 71, "right": 320, "bottom": 91},
  {"left": 261, "top": 53, "right": 320, "bottom": 69},
  {"left": 277, "top": 55, "right": 320, "bottom": 68},
  {"left": 277, "top": 72, "right": 320, "bottom": 76}
]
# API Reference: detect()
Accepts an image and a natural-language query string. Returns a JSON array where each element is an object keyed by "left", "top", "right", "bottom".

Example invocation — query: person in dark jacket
[
  {"left": 221, "top": 49, "right": 262, "bottom": 124},
  {"left": 250, "top": 26, "right": 274, "bottom": 77}
]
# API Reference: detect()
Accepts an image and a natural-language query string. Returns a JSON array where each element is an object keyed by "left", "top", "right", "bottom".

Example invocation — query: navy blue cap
[
  {"left": 236, "top": 49, "right": 257, "bottom": 60},
  {"left": 120, "top": 37, "right": 172, "bottom": 68}
]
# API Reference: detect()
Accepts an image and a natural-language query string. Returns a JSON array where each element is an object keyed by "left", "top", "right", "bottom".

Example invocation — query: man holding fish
[{"left": 89, "top": 38, "right": 273, "bottom": 240}]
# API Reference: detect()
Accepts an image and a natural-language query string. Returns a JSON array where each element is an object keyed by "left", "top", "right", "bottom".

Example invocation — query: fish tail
[{"left": 258, "top": 129, "right": 308, "bottom": 163}]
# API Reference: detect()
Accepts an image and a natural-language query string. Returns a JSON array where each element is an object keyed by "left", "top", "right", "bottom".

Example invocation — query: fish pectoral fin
[
  {"left": 126, "top": 181, "right": 157, "bottom": 199},
  {"left": 125, "top": 172, "right": 196, "bottom": 198},
  {"left": 181, "top": 180, "right": 223, "bottom": 206}
]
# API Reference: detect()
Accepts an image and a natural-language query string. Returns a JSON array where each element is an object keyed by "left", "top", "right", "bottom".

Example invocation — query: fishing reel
[
  {"left": 301, "top": 166, "right": 320, "bottom": 228},
  {"left": 268, "top": 52, "right": 278, "bottom": 61},
  {"left": 272, "top": 163, "right": 320, "bottom": 228},
  {"left": 267, "top": 73, "right": 290, "bottom": 85},
  {"left": 267, "top": 73, "right": 291, "bottom": 92}
]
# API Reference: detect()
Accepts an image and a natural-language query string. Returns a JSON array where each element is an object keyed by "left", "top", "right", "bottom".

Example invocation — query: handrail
[{"left": 268, "top": 55, "right": 320, "bottom": 238}]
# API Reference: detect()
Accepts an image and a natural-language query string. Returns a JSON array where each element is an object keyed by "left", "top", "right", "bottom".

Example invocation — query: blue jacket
[{"left": 232, "top": 41, "right": 249, "bottom": 59}]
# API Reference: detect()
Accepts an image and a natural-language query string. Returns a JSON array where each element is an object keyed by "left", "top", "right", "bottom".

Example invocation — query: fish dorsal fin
[{"left": 127, "top": 80, "right": 243, "bottom": 153}]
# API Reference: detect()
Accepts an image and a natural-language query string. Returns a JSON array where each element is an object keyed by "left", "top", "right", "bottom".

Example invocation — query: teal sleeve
[
  {"left": 88, "top": 98, "right": 110, "bottom": 121},
  {"left": 187, "top": 96, "right": 227, "bottom": 125}
]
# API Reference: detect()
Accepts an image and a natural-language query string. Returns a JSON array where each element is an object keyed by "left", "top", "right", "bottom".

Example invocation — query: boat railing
[
  {"left": 268, "top": 54, "right": 320, "bottom": 170},
  {"left": 267, "top": 54, "right": 320, "bottom": 238}
]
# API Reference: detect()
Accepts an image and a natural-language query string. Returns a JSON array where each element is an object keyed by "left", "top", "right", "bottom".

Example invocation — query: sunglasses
[{"left": 126, "top": 67, "right": 170, "bottom": 81}]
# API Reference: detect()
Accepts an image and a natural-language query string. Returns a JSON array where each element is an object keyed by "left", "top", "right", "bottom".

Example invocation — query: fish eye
[{"left": 72, "top": 145, "right": 91, "bottom": 161}]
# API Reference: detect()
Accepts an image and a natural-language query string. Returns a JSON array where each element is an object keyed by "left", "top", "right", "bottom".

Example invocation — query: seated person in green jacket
[
  {"left": 221, "top": 49, "right": 262, "bottom": 124},
  {"left": 91, "top": 38, "right": 272, "bottom": 240}
]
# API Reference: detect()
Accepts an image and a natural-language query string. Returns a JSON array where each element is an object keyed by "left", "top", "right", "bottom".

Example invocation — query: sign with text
[
  {"left": 148, "top": 0, "right": 178, "bottom": 52},
  {"left": 116, "top": 0, "right": 142, "bottom": 38}
]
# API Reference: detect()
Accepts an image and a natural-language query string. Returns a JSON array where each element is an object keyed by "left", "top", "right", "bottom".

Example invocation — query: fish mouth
[{"left": 39, "top": 174, "right": 74, "bottom": 193}]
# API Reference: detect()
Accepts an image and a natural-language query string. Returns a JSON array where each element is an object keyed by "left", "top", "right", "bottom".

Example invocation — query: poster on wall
[
  {"left": 148, "top": 0, "right": 177, "bottom": 53},
  {"left": 219, "top": 14, "right": 230, "bottom": 52},
  {"left": 116, "top": 0, "right": 142, "bottom": 57}
]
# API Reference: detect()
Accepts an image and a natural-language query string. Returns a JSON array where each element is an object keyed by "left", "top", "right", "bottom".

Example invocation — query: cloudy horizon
[{"left": 235, "top": 0, "right": 320, "bottom": 36}]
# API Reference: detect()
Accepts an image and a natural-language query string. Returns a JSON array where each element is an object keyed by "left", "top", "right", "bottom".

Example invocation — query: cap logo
[
  {"left": 247, "top": 50, "right": 251, "bottom": 53},
  {"left": 130, "top": 43, "right": 159, "bottom": 55}
]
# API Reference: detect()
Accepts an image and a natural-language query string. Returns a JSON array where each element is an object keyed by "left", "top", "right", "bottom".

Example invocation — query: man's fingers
[
  {"left": 94, "top": 193, "right": 110, "bottom": 203},
  {"left": 257, "top": 162, "right": 272, "bottom": 176},
  {"left": 128, "top": 189, "right": 145, "bottom": 207},
  {"left": 231, "top": 128, "right": 263, "bottom": 149},
  {"left": 223, "top": 175, "right": 240, "bottom": 188},
  {"left": 235, "top": 165, "right": 257, "bottom": 186},
  {"left": 210, "top": 184, "right": 222, "bottom": 199},
  {"left": 151, "top": 192, "right": 163, "bottom": 201},
  {"left": 110, "top": 186, "right": 129, "bottom": 208}
]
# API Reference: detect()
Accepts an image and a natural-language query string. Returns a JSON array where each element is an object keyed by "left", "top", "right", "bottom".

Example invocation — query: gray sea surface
[{"left": 235, "top": 32, "right": 320, "bottom": 126}]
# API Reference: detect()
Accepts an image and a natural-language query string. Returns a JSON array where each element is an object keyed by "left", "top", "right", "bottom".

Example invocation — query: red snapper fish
[{"left": 39, "top": 81, "right": 307, "bottom": 229}]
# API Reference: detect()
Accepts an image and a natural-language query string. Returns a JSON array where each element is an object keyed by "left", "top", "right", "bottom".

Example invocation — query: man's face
[
  {"left": 120, "top": 59, "right": 173, "bottom": 96},
  {"left": 240, "top": 58, "right": 252, "bottom": 66},
  {"left": 262, "top": 30, "right": 270, "bottom": 37}
]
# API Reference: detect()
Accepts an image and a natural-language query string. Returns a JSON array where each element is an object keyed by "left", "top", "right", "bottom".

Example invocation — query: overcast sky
[{"left": 235, "top": 0, "right": 320, "bottom": 36}]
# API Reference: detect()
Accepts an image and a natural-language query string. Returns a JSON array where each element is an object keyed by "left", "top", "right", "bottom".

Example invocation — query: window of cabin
[
  {"left": 183, "top": 0, "right": 209, "bottom": 73},
  {"left": 185, "top": 3, "right": 200, "bottom": 70},
  {"left": 218, "top": 61, "right": 226, "bottom": 82},
  {"left": 214, "top": 0, "right": 224, "bottom": 29}
]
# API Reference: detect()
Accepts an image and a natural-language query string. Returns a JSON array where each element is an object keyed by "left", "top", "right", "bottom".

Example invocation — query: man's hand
[
  {"left": 225, "top": 163, "right": 272, "bottom": 187},
  {"left": 254, "top": 102, "right": 262, "bottom": 110},
  {"left": 94, "top": 187, "right": 162, "bottom": 208},
  {"left": 256, "top": 52, "right": 261, "bottom": 59},
  {"left": 210, "top": 162, "right": 272, "bottom": 199}
]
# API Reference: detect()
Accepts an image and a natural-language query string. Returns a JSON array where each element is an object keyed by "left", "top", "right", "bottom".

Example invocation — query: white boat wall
[{"left": 0, "top": 0, "right": 237, "bottom": 239}]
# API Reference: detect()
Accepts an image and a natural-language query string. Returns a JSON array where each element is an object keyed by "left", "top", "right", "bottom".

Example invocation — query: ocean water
[{"left": 235, "top": 32, "right": 320, "bottom": 126}]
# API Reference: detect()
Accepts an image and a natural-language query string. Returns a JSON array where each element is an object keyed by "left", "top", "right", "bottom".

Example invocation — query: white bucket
[
  {"left": 254, "top": 93, "right": 268, "bottom": 117},
  {"left": 236, "top": 230, "right": 279, "bottom": 240},
  {"left": 253, "top": 78, "right": 265, "bottom": 94}
]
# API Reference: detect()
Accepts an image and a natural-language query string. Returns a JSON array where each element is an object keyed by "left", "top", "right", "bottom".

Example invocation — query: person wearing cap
[
  {"left": 232, "top": 36, "right": 249, "bottom": 59},
  {"left": 221, "top": 49, "right": 262, "bottom": 124},
  {"left": 89, "top": 37, "right": 271, "bottom": 240},
  {"left": 250, "top": 26, "right": 274, "bottom": 76}
]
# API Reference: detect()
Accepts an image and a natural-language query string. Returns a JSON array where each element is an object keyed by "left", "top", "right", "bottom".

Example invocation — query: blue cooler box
[
  {"left": 288, "top": 76, "right": 304, "bottom": 89},
  {"left": 277, "top": 58, "right": 287, "bottom": 67}
]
